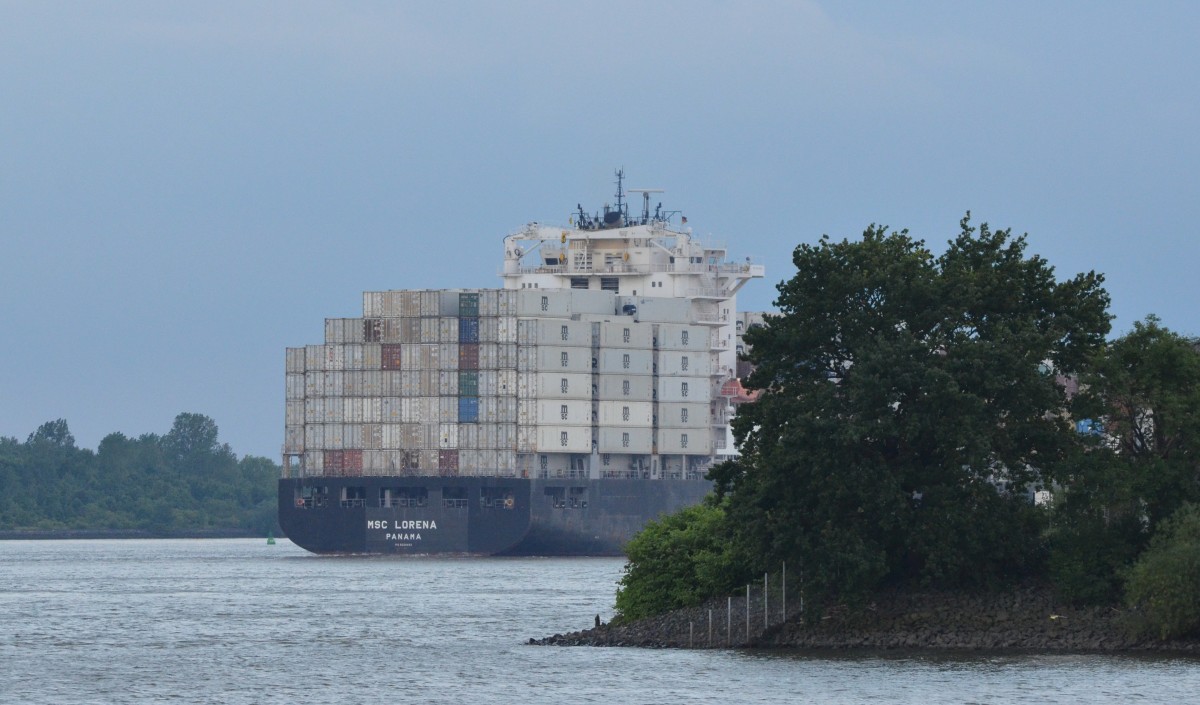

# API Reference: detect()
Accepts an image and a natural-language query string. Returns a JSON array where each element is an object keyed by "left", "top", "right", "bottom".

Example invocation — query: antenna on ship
[
  {"left": 614, "top": 168, "right": 626, "bottom": 225},
  {"left": 629, "top": 188, "right": 665, "bottom": 225}
]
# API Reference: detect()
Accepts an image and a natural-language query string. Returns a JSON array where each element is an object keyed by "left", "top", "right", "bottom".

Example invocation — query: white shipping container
[
  {"left": 305, "top": 345, "right": 327, "bottom": 372},
  {"left": 343, "top": 398, "right": 363, "bottom": 424},
  {"left": 535, "top": 425, "right": 592, "bottom": 453},
  {"left": 477, "top": 449, "right": 499, "bottom": 475},
  {"left": 497, "top": 316, "right": 517, "bottom": 343},
  {"left": 657, "top": 323, "right": 709, "bottom": 350},
  {"left": 361, "top": 450, "right": 384, "bottom": 472},
  {"left": 401, "top": 291, "right": 422, "bottom": 318},
  {"left": 285, "top": 400, "right": 305, "bottom": 426},
  {"left": 631, "top": 296, "right": 692, "bottom": 324},
  {"left": 381, "top": 291, "right": 402, "bottom": 317},
  {"left": 438, "top": 370, "right": 459, "bottom": 396},
  {"left": 344, "top": 424, "right": 363, "bottom": 449},
  {"left": 597, "top": 349, "right": 652, "bottom": 375},
  {"left": 439, "top": 288, "right": 460, "bottom": 316},
  {"left": 478, "top": 317, "right": 497, "bottom": 343},
  {"left": 458, "top": 424, "right": 479, "bottom": 450},
  {"left": 597, "top": 401, "right": 653, "bottom": 427},
  {"left": 342, "top": 344, "right": 364, "bottom": 371},
  {"left": 361, "top": 371, "right": 383, "bottom": 396},
  {"left": 305, "top": 397, "right": 323, "bottom": 423},
  {"left": 658, "top": 350, "right": 712, "bottom": 377},
  {"left": 323, "top": 345, "right": 345, "bottom": 371},
  {"left": 597, "top": 427, "right": 653, "bottom": 453},
  {"left": 382, "top": 423, "right": 403, "bottom": 449},
  {"left": 397, "top": 370, "right": 419, "bottom": 397},
  {"left": 419, "top": 318, "right": 438, "bottom": 344},
  {"left": 420, "top": 290, "right": 440, "bottom": 317},
  {"left": 598, "top": 321, "right": 653, "bottom": 350},
  {"left": 363, "top": 398, "right": 382, "bottom": 423},
  {"left": 305, "top": 424, "right": 325, "bottom": 451},
  {"left": 478, "top": 343, "right": 498, "bottom": 369},
  {"left": 458, "top": 449, "right": 481, "bottom": 475},
  {"left": 480, "top": 289, "right": 500, "bottom": 317},
  {"left": 305, "top": 371, "right": 322, "bottom": 396},
  {"left": 305, "top": 451, "right": 323, "bottom": 473},
  {"left": 477, "top": 370, "right": 497, "bottom": 397},
  {"left": 401, "top": 345, "right": 424, "bottom": 371},
  {"left": 363, "top": 292, "right": 385, "bottom": 318},
  {"left": 323, "top": 371, "right": 344, "bottom": 397},
  {"left": 516, "top": 289, "right": 572, "bottom": 317},
  {"left": 362, "top": 424, "right": 382, "bottom": 449},
  {"left": 496, "top": 449, "right": 516, "bottom": 474},
  {"left": 438, "top": 317, "right": 459, "bottom": 343},
  {"left": 517, "top": 318, "right": 591, "bottom": 347},
  {"left": 325, "top": 424, "right": 345, "bottom": 450},
  {"left": 439, "top": 396, "right": 458, "bottom": 423},
  {"left": 519, "top": 372, "right": 592, "bottom": 399},
  {"left": 596, "top": 375, "right": 654, "bottom": 401},
  {"left": 439, "top": 423, "right": 458, "bottom": 449},
  {"left": 533, "top": 399, "right": 592, "bottom": 426},
  {"left": 382, "top": 397, "right": 403, "bottom": 422},
  {"left": 571, "top": 289, "right": 617, "bottom": 315},
  {"left": 416, "top": 369, "right": 434, "bottom": 396},
  {"left": 344, "top": 371, "right": 362, "bottom": 396},
  {"left": 286, "top": 347, "right": 306, "bottom": 373},
  {"left": 657, "top": 377, "right": 712, "bottom": 404},
  {"left": 363, "top": 343, "right": 381, "bottom": 369},
  {"left": 517, "top": 425, "right": 535, "bottom": 452},
  {"left": 286, "top": 373, "right": 305, "bottom": 400},
  {"left": 657, "top": 403, "right": 711, "bottom": 428},
  {"left": 496, "top": 422, "right": 517, "bottom": 449},
  {"left": 398, "top": 398, "right": 418, "bottom": 423},
  {"left": 657, "top": 427, "right": 713, "bottom": 455},
  {"left": 482, "top": 396, "right": 517, "bottom": 424},
  {"left": 496, "top": 343, "right": 518, "bottom": 369},
  {"left": 519, "top": 345, "right": 592, "bottom": 373},
  {"left": 284, "top": 425, "right": 304, "bottom": 452},
  {"left": 325, "top": 319, "right": 364, "bottom": 344},
  {"left": 438, "top": 343, "right": 458, "bottom": 371},
  {"left": 497, "top": 369, "right": 517, "bottom": 396}
]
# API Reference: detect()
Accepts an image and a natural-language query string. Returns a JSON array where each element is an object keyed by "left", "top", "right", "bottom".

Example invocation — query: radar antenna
[
  {"left": 628, "top": 188, "right": 665, "bottom": 224},
  {"left": 614, "top": 168, "right": 626, "bottom": 223}
]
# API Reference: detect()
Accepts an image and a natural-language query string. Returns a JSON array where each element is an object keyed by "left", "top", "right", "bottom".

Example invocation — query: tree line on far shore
[
  {"left": 0, "top": 413, "right": 279, "bottom": 537},
  {"left": 616, "top": 214, "right": 1200, "bottom": 641}
]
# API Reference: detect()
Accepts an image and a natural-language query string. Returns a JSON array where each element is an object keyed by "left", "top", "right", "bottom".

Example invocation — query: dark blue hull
[{"left": 278, "top": 476, "right": 710, "bottom": 555}]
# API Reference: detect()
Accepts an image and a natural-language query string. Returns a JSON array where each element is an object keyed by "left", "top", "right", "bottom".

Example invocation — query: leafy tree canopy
[
  {"left": 1051, "top": 316, "right": 1200, "bottom": 603},
  {"left": 0, "top": 413, "right": 278, "bottom": 536},
  {"left": 711, "top": 215, "right": 1111, "bottom": 605}
]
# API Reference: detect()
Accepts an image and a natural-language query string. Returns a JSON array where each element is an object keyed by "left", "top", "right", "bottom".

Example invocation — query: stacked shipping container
[{"left": 284, "top": 288, "right": 718, "bottom": 480}]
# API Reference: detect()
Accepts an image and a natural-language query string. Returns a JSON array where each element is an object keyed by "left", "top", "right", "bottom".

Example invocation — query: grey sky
[{"left": 3, "top": 1, "right": 1197, "bottom": 459}]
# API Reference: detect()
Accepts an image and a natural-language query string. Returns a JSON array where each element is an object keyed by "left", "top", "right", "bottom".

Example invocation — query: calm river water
[{"left": 1, "top": 539, "right": 1197, "bottom": 704}]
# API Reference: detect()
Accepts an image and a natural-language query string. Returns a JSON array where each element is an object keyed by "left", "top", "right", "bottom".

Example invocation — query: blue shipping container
[
  {"left": 458, "top": 396, "right": 480, "bottom": 423},
  {"left": 459, "top": 317, "right": 480, "bottom": 343}
]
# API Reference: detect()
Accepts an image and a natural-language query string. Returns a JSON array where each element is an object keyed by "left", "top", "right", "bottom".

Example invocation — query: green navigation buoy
[{"left": 267, "top": 531, "right": 276, "bottom": 545}]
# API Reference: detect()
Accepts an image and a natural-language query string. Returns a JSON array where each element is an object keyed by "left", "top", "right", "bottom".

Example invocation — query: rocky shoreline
[{"left": 531, "top": 583, "right": 1200, "bottom": 653}]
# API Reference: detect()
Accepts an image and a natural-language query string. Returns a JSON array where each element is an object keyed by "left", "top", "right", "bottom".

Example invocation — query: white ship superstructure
[{"left": 283, "top": 172, "right": 762, "bottom": 488}]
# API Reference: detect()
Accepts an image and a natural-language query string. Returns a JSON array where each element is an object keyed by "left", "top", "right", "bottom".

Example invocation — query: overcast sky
[{"left": 3, "top": 1, "right": 1197, "bottom": 458}]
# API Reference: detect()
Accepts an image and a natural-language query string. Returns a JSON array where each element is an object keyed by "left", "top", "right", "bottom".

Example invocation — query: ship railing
[
  {"left": 500, "top": 261, "right": 760, "bottom": 277},
  {"left": 442, "top": 498, "right": 469, "bottom": 509},
  {"left": 340, "top": 498, "right": 365, "bottom": 508},
  {"left": 383, "top": 498, "right": 427, "bottom": 508}
]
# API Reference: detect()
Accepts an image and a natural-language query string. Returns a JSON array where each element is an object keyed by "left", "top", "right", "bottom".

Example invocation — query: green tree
[
  {"left": 615, "top": 502, "right": 742, "bottom": 621},
  {"left": 1124, "top": 502, "right": 1200, "bottom": 639},
  {"left": 711, "top": 215, "right": 1110, "bottom": 607},
  {"left": 1051, "top": 316, "right": 1200, "bottom": 602}
]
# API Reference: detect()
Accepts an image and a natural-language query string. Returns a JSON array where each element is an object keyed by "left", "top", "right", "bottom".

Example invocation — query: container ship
[{"left": 279, "top": 172, "right": 764, "bottom": 554}]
